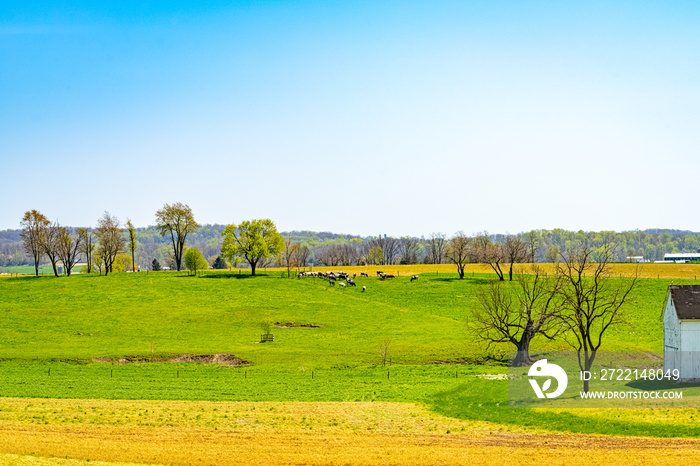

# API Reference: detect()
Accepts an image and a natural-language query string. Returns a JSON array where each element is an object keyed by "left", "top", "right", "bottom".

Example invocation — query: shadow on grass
[
  {"left": 427, "top": 381, "right": 700, "bottom": 438},
  {"left": 10, "top": 274, "right": 61, "bottom": 281},
  {"left": 201, "top": 272, "right": 270, "bottom": 279},
  {"left": 430, "top": 277, "right": 490, "bottom": 285}
]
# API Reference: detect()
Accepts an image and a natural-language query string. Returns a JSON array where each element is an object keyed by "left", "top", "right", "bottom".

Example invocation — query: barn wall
[
  {"left": 680, "top": 321, "right": 700, "bottom": 351},
  {"left": 679, "top": 321, "right": 700, "bottom": 380},
  {"left": 664, "top": 297, "right": 681, "bottom": 373}
]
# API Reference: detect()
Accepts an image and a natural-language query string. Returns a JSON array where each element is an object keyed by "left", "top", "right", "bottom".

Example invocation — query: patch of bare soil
[
  {"left": 91, "top": 353, "right": 248, "bottom": 367},
  {"left": 171, "top": 353, "right": 247, "bottom": 367},
  {"left": 274, "top": 322, "right": 323, "bottom": 328}
]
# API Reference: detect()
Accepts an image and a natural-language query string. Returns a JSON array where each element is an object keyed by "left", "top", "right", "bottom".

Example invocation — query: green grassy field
[
  {"left": 0, "top": 271, "right": 677, "bottom": 362},
  {"left": 0, "top": 270, "right": 696, "bottom": 438},
  {"left": 0, "top": 265, "right": 57, "bottom": 275}
]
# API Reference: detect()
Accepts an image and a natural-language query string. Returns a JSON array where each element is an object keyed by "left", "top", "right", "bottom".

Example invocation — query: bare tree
[
  {"left": 473, "top": 265, "right": 565, "bottom": 366},
  {"left": 447, "top": 232, "right": 471, "bottom": 279},
  {"left": 95, "top": 212, "right": 124, "bottom": 276},
  {"left": 377, "top": 337, "right": 391, "bottom": 366},
  {"left": 42, "top": 221, "right": 62, "bottom": 277},
  {"left": 346, "top": 241, "right": 363, "bottom": 265},
  {"left": 316, "top": 245, "right": 341, "bottom": 267},
  {"left": 428, "top": 233, "right": 447, "bottom": 265},
  {"left": 57, "top": 226, "right": 83, "bottom": 276},
  {"left": 557, "top": 241, "right": 638, "bottom": 392},
  {"left": 281, "top": 239, "right": 299, "bottom": 277},
  {"left": 502, "top": 235, "right": 528, "bottom": 281},
  {"left": 155, "top": 202, "right": 199, "bottom": 272},
  {"left": 294, "top": 245, "right": 310, "bottom": 268},
  {"left": 336, "top": 244, "right": 354, "bottom": 266},
  {"left": 20, "top": 210, "right": 49, "bottom": 276},
  {"left": 383, "top": 238, "right": 396, "bottom": 265},
  {"left": 319, "top": 243, "right": 360, "bottom": 267},
  {"left": 80, "top": 228, "right": 95, "bottom": 274},
  {"left": 471, "top": 233, "right": 505, "bottom": 280},
  {"left": 126, "top": 219, "right": 137, "bottom": 272},
  {"left": 399, "top": 236, "right": 419, "bottom": 264},
  {"left": 371, "top": 236, "right": 399, "bottom": 265}
]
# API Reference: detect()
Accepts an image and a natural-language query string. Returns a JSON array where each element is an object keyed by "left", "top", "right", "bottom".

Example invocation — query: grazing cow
[
  {"left": 347, "top": 278, "right": 356, "bottom": 286},
  {"left": 377, "top": 271, "right": 384, "bottom": 276},
  {"left": 329, "top": 279, "right": 335, "bottom": 286},
  {"left": 361, "top": 271, "right": 368, "bottom": 277},
  {"left": 410, "top": 275, "right": 419, "bottom": 282},
  {"left": 339, "top": 282, "right": 346, "bottom": 289},
  {"left": 384, "top": 274, "right": 395, "bottom": 279},
  {"left": 353, "top": 273, "right": 356, "bottom": 279},
  {"left": 362, "top": 286, "right": 366, "bottom": 292}
]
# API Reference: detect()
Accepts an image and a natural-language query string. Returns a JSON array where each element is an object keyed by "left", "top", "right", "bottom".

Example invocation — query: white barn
[{"left": 663, "top": 285, "right": 700, "bottom": 381}]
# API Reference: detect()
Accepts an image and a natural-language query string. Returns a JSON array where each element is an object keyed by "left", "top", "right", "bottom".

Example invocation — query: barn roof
[{"left": 669, "top": 285, "right": 700, "bottom": 320}]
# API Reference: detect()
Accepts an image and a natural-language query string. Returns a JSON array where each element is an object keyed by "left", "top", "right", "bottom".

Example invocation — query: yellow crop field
[
  {"left": 252, "top": 262, "right": 700, "bottom": 279},
  {"left": 0, "top": 398, "right": 699, "bottom": 465}
]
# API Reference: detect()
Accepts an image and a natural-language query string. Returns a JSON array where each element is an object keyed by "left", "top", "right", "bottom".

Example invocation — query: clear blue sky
[{"left": 2, "top": 1, "right": 699, "bottom": 236}]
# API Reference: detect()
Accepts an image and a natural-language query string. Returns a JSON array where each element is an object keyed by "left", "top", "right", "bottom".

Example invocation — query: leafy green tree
[
  {"left": 184, "top": 248, "right": 209, "bottom": 275},
  {"left": 221, "top": 219, "right": 284, "bottom": 276},
  {"left": 365, "top": 246, "right": 383, "bottom": 265},
  {"left": 112, "top": 253, "right": 134, "bottom": 273},
  {"left": 152, "top": 258, "right": 161, "bottom": 271}
]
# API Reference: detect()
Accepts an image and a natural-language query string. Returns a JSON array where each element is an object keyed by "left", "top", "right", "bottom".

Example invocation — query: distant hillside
[{"left": 642, "top": 228, "right": 700, "bottom": 236}]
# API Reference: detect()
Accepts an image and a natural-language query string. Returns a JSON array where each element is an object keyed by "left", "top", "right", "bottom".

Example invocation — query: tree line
[
  {"left": 15, "top": 204, "right": 291, "bottom": 277},
  {"left": 6, "top": 210, "right": 700, "bottom": 273}
]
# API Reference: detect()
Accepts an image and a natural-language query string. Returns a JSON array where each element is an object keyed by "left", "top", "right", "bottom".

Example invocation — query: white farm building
[
  {"left": 659, "top": 252, "right": 700, "bottom": 263},
  {"left": 663, "top": 285, "right": 700, "bottom": 381}
]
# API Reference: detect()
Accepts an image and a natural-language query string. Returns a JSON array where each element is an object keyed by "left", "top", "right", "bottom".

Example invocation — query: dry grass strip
[{"left": 0, "top": 398, "right": 698, "bottom": 465}]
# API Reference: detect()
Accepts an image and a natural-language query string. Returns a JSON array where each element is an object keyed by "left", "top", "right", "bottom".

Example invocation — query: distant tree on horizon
[
  {"left": 126, "top": 219, "right": 137, "bottom": 272},
  {"left": 95, "top": 212, "right": 124, "bottom": 276},
  {"left": 57, "top": 226, "right": 83, "bottom": 276},
  {"left": 20, "top": 210, "right": 49, "bottom": 276},
  {"left": 155, "top": 202, "right": 199, "bottom": 272},
  {"left": 80, "top": 228, "right": 95, "bottom": 274},
  {"left": 446, "top": 232, "right": 470, "bottom": 279}
]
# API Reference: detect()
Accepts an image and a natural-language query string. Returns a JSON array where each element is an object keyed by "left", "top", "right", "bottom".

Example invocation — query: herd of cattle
[{"left": 298, "top": 270, "right": 420, "bottom": 291}]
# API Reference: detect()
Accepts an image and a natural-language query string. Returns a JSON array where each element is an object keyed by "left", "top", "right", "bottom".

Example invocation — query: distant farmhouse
[{"left": 663, "top": 285, "right": 700, "bottom": 381}]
